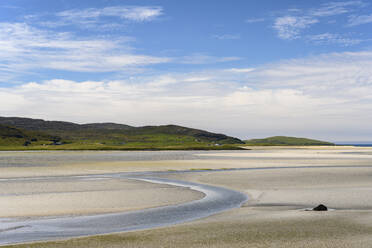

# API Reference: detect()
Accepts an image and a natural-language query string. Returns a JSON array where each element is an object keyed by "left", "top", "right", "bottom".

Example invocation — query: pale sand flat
[
  {"left": 167, "top": 166, "right": 372, "bottom": 209},
  {"left": 3, "top": 147, "right": 372, "bottom": 247},
  {"left": 0, "top": 178, "right": 204, "bottom": 218},
  {"left": 1, "top": 147, "right": 372, "bottom": 179}
]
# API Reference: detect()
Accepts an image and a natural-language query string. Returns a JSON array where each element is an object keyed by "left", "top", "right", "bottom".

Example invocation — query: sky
[{"left": 1, "top": 0, "right": 372, "bottom": 141}]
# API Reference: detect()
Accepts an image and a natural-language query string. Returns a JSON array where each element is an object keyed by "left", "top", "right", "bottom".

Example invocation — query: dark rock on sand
[{"left": 313, "top": 204, "right": 328, "bottom": 211}]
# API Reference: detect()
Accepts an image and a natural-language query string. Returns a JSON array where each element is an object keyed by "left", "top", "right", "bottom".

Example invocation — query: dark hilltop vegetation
[
  {"left": 0, "top": 124, "right": 60, "bottom": 147},
  {"left": 0, "top": 117, "right": 244, "bottom": 150},
  {"left": 244, "top": 136, "right": 334, "bottom": 146}
]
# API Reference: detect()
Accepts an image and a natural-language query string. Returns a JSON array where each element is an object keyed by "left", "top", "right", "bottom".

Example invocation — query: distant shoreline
[
  {"left": 0, "top": 145, "right": 246, "bottom": 152},
  {"left": 2, "top": 144, "right": 369, "bottom": 152},
  {"left": 335, "top": 144, "right": 372, "bottom": 147}
]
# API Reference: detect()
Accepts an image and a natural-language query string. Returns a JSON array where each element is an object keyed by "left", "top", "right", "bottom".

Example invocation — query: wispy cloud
[
  {"left": 0, "top": 22, "right": 170, "bottom": 81},
  {"left": 57, "top": 6, "right": 163, "bottom": 23},
  {"left": 348, "top": 13, "right": 372, "bottom": 26},
  {"left": 225, "top": 68, "right": 255, "bottom": 73},
  {"left": 273, "top": 16, "right": 318, "bottom": 40},
  {"left": 310, "top": 0, "right": 365, "bottom": 17},
  {"left": 254, "top": 51, "right": 372, "bottom": 93},
  {"left": 307, "top": 32, "right": 364, "bottom": 46},
  {"left": 245, "top": 18, "right": 265, "bottom": 23},
  {"left": 33, "top": 6, "right": 163, "bottom": 29},
  {"left": 180, "top": 54, "right": 241, "bottom": 64},
  {"left": 212, "top": 34, "right": 240, "bottom": 40},
  {"left": 0, "top": 4, "right": 21, "bottom": 9},
  {"left": 0, "top": 20, "right": 245, "bottom": 82},
  {"left": 272, "top": 1, "right": 367, "bottom": 43}
]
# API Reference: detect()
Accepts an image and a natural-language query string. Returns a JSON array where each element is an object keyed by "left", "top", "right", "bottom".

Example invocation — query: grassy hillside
[
  {"left": 0, "top": 124, "right": 60, "bottom": 146},
  {"left": 0, "top": 117, "right": 244, "bottom": 150},
  {"left": 0, "top": 117, "right": 133, "bottom": 133},
  {"left": 244, "top": 136, "right": 334, "bottom": 146}
]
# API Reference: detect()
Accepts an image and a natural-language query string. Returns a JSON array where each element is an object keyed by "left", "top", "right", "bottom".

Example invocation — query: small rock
[{"left": 313, "top": 204, "right": 328, "bottom": 211}]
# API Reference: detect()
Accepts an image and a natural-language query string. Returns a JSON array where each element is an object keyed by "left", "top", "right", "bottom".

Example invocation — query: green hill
[
  {"left": 0, "top": 124, "right": 60, "bottom": 146},
  {"left": 0, "top": 117, "right": 134, "bottom": 132},
  {"left": 244, "top": 136, "right": 334, "bottom": 146},
  {"left": 0, "top": 117, "right": 244, "bottom": 150}
]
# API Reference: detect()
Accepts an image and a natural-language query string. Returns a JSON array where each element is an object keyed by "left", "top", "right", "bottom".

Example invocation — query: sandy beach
[
  {"left": 0, "top": 177, "right": 204, "bottom": 218},
  {"left": 1, "top": 146, "right": 372, "bottom": 178},
  {"left": 2, "top": 146, "right": 372, "bottom": 247}
]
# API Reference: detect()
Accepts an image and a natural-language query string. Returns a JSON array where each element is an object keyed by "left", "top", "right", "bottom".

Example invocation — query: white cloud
[
  {"left": 253, "top": 51, "right": 372, "bottom": 99},
  {"left": 183, "top": 77, "right": 211, "bottom": 82},
  {"left": 0, "top": 91, "right": 28, "bottom": 112},
  {"left": 348, "top": 13, "right": 372, "bottom": 26},
  {"left": 0, "top": 22, "right": 171, "bottom": 80},
  {"left": 213, "top": 34, "right": 240, "bottom": 40},
  {"left": 2, "top": 51, "right": 372, "bottom": 140},
  {"left": 225, "top": 68, "right": 255, "bottom": 73},
  {"left": 273, "top": 16, "right": 318, "bottom": 40},
  {"left": 180, "top": 54, "right": 241, "bottom": 64},
  {"left": 56, "top": 6, "right": 163, "bottom": 25},
  {"left": 307, "top": 33, "right": 363, "bottom": 46},
  {"left": 272, "top": 1, "right": 366, "bottom": 43},
  {"left": 32, "top": 6, "right": 163, "bottom": 30},
  {"left": 310, "top": 1, "right": 365, "bottom": 17},
  {"left": 245, "top": 18, "right": 265, "bottom": 23},
  {"left": 0, "top": 21, "right": 243, "bottom": 81}
]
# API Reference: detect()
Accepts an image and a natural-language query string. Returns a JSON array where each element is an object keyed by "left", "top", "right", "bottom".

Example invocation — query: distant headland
[{"left": 0, "top": 117, "right": 334, "bottom": 150}]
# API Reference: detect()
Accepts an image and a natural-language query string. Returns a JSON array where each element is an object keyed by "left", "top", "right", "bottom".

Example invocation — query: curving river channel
[{"left": 0, "top": 173, "right": 248, "bottom": 246}]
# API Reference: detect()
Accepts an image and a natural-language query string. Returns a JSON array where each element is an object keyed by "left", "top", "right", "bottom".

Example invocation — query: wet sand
[
  {"left": 1, "top": 146, "right": 372, "bottom": 178},
  {"left": 2, "top": 147, "right": 372, "bottom": 247},
  {"left": 0, "top": 178, "right": 204, "bottom": 218},
  {"left": 169, "top": 166, "right": 372, "bottom": 210},
  {"left": 0, "top": 177, "right": 247, "bottom": 245}
]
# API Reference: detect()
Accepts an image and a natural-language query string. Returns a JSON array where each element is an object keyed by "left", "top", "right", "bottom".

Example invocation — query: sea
[{"left": 335, "top": 143, "right": 372, "bottom": 147}]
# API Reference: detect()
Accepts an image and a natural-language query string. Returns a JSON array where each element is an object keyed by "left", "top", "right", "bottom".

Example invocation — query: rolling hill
[
  {"left": 0, "top": 117, "right": 244, "bottom": 150},
  {"left": 0, "top": 124, "right": 60, "bottom": 146},
  {"left": 244, "top": 136, "right": 334, "bottom": 146}
]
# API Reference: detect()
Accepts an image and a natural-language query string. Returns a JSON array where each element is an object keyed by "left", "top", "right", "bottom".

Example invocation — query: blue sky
[{"left": 1, "top": 0, "right": 372, "bottom": 141}]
